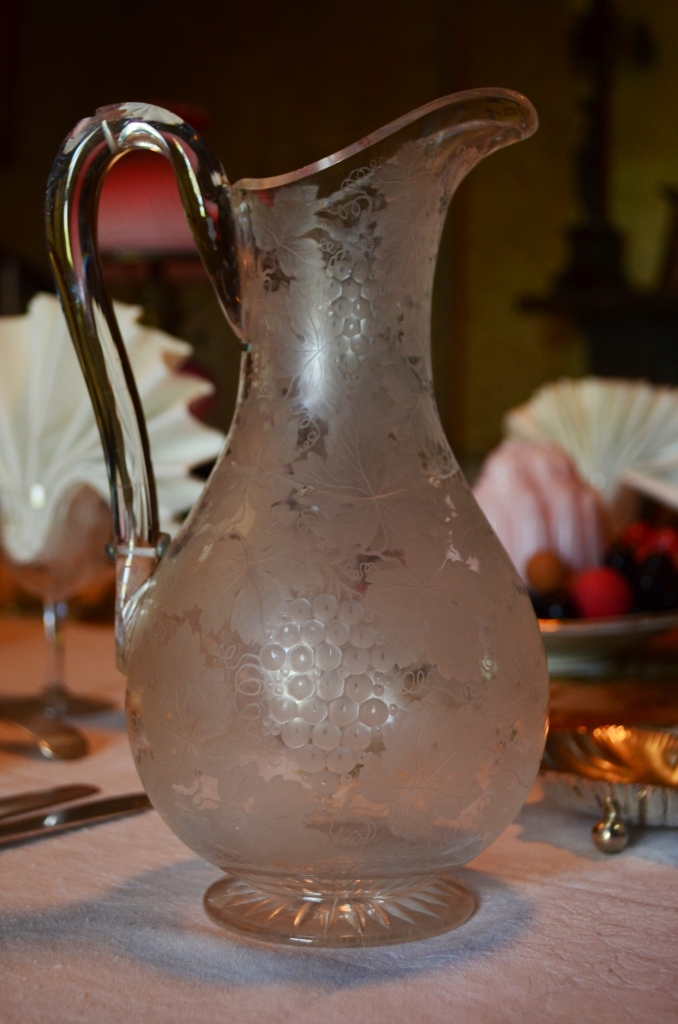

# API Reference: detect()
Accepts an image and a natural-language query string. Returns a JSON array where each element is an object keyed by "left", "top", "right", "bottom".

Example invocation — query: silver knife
[
  {"left": 0, "top": 784, "right": 100, "bottom": 822},
  {"left": 0, "top": 792, "right": 152, "bottom": 847}
]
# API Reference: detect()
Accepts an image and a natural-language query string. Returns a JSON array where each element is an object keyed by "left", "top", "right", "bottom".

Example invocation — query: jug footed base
[{"left": 203, "top": 871, "right": 475, "bottom": 947}]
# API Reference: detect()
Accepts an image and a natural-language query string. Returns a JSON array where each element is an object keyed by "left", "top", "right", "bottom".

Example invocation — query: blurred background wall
[{"left": 1, "top": 0, "right": 677, "bottom": 468}]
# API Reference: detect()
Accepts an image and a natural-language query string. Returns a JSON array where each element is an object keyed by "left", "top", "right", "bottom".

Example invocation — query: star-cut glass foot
[{"left": 204, "top": 872, "right": 475, "bottom": 947}]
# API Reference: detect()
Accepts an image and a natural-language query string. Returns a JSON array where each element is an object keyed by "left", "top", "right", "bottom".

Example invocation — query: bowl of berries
[
  {"left": 472, "top": 377, "right": 678, "bottom": 676},
  {"left": 530, "top": 520, "right": 678, "bottom": 676}
]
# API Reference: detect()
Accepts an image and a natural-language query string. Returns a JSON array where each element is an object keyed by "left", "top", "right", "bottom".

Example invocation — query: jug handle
[{"left": 45, "top": 103, "right": 242, "bottom": 661}]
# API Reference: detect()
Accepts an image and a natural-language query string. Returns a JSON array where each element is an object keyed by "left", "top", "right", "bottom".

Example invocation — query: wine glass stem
[{"left": 43, "top": 599, "right": 68, "bottom": 698}]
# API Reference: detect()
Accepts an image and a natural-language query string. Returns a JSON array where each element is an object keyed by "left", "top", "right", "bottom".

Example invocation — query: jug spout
[
  {"left": 45, "top": 103, "right": 243, "bottom": 666},
  {"left": 238, "top": 88, "right": 537, "bottom": 196}
]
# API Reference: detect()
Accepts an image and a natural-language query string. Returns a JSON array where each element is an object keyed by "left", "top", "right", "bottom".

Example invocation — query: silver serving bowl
[
  {"left": 540, "top": 610, "right": 678, "bottom": 676},
  {"left": 541, "top": 724, "right": 678, "bottom": 850},
  {"left": 540, "top": 769, "right": 678, "bottom": 828}
]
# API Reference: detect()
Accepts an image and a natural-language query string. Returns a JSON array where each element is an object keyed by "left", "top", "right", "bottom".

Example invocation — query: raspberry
[{"left": 570, "top": 566, "right": 633, "bottom": 618}]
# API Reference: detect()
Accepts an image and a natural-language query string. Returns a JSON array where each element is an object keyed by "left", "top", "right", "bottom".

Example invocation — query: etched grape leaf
[
  {"left": 212, "top": 400, "right": 302, "bottom": 526},
  {"left": 276, "top": 296, "right": 345, "bottom": 417},
  {"left": 371, "top": 140, "right": 437, "bottom": 279},
  {"left": 196, "top": 514, "right": 323, "bottom": 645},
  {"left": 292, "top": 408, "right": 440, "bottom": 554},
  {"left": 381, "top": 357, "right": 443, "bottom": 439},
  {"left": 211, "top": 767, "right": 334, "bottom": 866},
  {"left": 359, "top": 702, "right": 483, "bottom": 840},
  {"left": 249, "top": 184, "right": 323, "bottom": 278},
  {"left": 364, "top": 544, "right": 490, "bottom": 678},
  {"left": 133, "top": 623, "right": 237, "bottom": 788}
]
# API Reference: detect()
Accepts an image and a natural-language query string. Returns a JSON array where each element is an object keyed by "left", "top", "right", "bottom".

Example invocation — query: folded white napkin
[
  {"left": 505, "top": 376, "right": 678, "bottom": 510},
  {"left": 0, "top": 293, "right": 224, "bottom": 563}
]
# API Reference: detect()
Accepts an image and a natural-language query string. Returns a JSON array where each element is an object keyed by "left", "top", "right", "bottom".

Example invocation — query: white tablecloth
[{"left": 0, "top": 618, "right": 676, "bottom": 1024}]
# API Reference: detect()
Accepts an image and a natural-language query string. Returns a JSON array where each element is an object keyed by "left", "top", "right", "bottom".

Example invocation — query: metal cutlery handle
[
  {"left": 0, "top": 784, "right": 100, "bottom": 821},
  {"left": 0, "top": 792, "right": 152, "bottom": 847}
]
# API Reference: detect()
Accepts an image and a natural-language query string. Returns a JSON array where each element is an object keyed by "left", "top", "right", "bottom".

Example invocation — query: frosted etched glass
[{"left": 47, "top": 90, "right": 549, "bottom": 946}]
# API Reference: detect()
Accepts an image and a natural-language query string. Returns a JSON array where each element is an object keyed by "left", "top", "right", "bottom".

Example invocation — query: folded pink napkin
[{"left": 473, "top": 440, "right": 604, "bottom": 580}]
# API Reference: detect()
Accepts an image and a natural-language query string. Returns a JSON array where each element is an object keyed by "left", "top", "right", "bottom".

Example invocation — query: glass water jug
[{"left": 45, "top": 89, "right": 548, "bottom": 947}]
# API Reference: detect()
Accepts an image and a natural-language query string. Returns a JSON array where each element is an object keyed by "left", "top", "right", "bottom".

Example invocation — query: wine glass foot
[
  {"left": 204, "top": 871, "right": 475, "bottom": 947},
  {"left": 0, "top": 697, "right": 88, "bottom": 759},
  {"left": 41, "top": 685, "right": 115, "bottom": 716}
]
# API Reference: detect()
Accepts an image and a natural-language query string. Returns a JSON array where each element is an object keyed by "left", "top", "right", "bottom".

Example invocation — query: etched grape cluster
[
  {"left": 327, "top": 255, "right": 377, "bottom": 378},
  {"left": 259, "top": 594, "right": 398, "bottom": 780}
]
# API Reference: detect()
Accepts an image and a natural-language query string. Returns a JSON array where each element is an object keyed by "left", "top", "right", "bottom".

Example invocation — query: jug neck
[
  {"left": 230, "top": 89, "right": 537, "bottom": 422},
  {"left": 234, "top": 170, "right": 440, "bottom": 421}
]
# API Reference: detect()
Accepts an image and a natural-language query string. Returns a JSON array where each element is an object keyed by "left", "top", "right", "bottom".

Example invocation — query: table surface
[{"left": 0, "top": 617, "right": 676, "bottom": 1024}]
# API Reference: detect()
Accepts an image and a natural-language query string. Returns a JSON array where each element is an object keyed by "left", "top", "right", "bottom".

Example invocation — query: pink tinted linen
[{"left": 0, "top": 618, "right": 675, "bottom": 1024}]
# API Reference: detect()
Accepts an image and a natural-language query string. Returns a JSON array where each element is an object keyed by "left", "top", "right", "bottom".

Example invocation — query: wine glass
[{"left": 1, "top": 484, "right": 115, "bottom": 716}]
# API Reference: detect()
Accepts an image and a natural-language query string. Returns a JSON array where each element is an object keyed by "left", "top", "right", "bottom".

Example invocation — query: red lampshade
[{"left": 98, "top": 150, "right": 198, "bottom": 255}]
